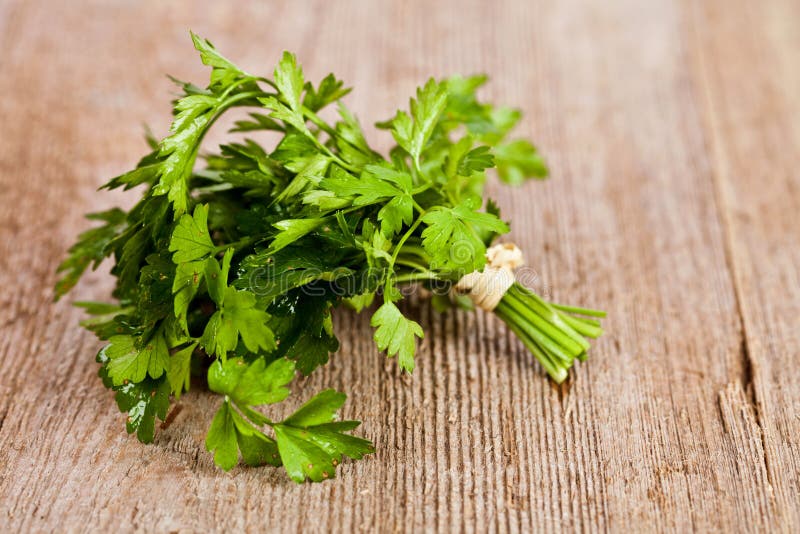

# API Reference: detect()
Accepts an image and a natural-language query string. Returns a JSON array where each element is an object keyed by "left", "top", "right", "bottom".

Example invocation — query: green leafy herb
[
  {"left": 103, "top": 332, "right": 169, "bottom": 386},
  {"left": 273, "top": 390, "right": 374, "bottom": 483},
  {"left": 57, "top": 33, "right": 603, "bottom": 482},
  {"left": 420, "top": 199, "right": 509, "bottom": 274},
  {"left": 371, "top": 301, "right": 424, "bottom": 372}
]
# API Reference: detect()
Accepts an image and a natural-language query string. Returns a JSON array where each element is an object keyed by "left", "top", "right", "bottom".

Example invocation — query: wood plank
[
  {"left": 687, "top": 0, "right": 800, "bottom": 528},
  {"left": 516, "top": 1, "right": 775, "bottom": 529},
  {"left": 0, "top": 0, "right": 796, "bottom": 531}
]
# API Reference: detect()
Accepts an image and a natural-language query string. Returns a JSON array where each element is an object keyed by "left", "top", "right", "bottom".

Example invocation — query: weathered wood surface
[{"left": 1, "top": 0, "right": 799, "bottom": 531}]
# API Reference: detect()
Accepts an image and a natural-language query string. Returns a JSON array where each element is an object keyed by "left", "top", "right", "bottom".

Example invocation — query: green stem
[
  {"left": 394, "top": 272, "right": 439, "bottom": 284},
  {"left": 495, "top": 307, "right": 567, "bottom": 383},
  {"left": 206, "top": 90, "right": 271, "bottom": 133},
  {"left": 555, "top": 310, "right": 604, "bottom": 339},
  {"left": 491, "top": 281, "right": 605, "bottom": 381},
  {"left": 550, "top": 302, "right": 607, "bottom": 318},
  {"left": 175, "top": 87, "right": 274, "bottom": 208},
  {"left": 255, "top": 76, "right": 278, "bottom": 90},
  {"left": 494, "top": 300, "right": 574, "bottom": 365},
  {"left": 411, "top": 183, "right": 432, "bottom": 196},
  {"left": 302, "top": 105, "right": 339, "bottom": 138},
  {"left": 502, "top": 290, "right": 585, "bottom": 356},
  {"left": 567, "top": 315, "right": 602, "bottom": 328},
  {"left": 296, "top": 106, "right": 362, "bottom": 174},
  {"left": 507, "top": 284, "right": 590, "bottom": 352},
  {"left": 396, "top": 245, "right": 430, "bottom": 263},
  {"left": 394, "top": 258, "right": 431, "bottom": 272},
  {"left": 390, "top": 216, "right": 425, "bottom": 268},
  {"left": 385, "top": 215, "right": 426, "bottom": 294}
]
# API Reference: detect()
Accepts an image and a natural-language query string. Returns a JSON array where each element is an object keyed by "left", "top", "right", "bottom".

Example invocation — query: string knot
[{"left": 454, "top": 243, "right": 524, "bottom": 311}]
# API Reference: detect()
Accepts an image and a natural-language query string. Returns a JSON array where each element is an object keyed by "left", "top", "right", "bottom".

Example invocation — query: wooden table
[{"left": 1, "top": 1, "right": 799, "bottom": 531}]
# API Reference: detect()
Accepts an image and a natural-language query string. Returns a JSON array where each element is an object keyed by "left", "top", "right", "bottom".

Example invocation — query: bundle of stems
[{"left": 494, "top": 283, "right": 604, "bottom": 382}]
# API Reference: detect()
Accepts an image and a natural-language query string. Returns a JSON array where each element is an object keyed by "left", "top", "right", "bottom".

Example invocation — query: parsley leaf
[
  {"left": 269, "top": 218, "right": 326, "bottom": 253},
  {"left": 172, "top": 260, "right": 204, "bottom": 331},
  {"left": 97, "top": 350, "right": 170, "bottom": 443},
  {"left": 260, "top": 53, "right": 311, "bottom": 137},
  {"left": 260, "top": 95, "right": 309, "bottom": 134},
  {"left": 237, "top": 244, "right": 350, "bottom": 301},
  {"left": 102, "top": 332, "right": 169, "bottom": 386},
  {"left": 269, "top": 291, "right": 340, "bottom": 375},
  {"left": 273, "top": 390, "right": 374, "bottom": 482},
  {"left": 304, "top": 74, "right": 351, "bottom": 112},
  {"left": 231, "top": 112, "right": 285, "bottom": 133},
  {"left": 371, "top": 301, "right": 424, "bottom": 372},
  {"left": 151, "top": 34, "right": 264, "bottom": 214},
  {"left": 378, "top": 193, "right": 414, "bottom": 237},
  {"left": 115, "top": 377, "right": 171, "bottom": 443},
  {"left": 274, "top": 51, "right": 305, "bottom": 115},
  {"left": 320, "top": 165, "right": 410, "bottom": 207},
  {"left": 206, "top": 400, "right": 281, "bottom": 471},
  {"left": 55, "top": 209, "right": 126, "bottom": 299},
  {"left": 205, "top": 357, "right": 295, "bottom": 470},
  {"left": 208, "top": 357, "right": 295, "bottom": 410},
  {"left": 494, "top": 139, "right": 548, "bottom": 185},
  {"left": 169, "top": 204, "right": 215, "bottom": 263},
  {"left": 136, "top": 253, "right": 175, "bottom": 326},
  {"left": 152, "top": 94, "right": 218, "bottom": 213},
  {"left": 190, "top": 32, "right": 249, "bottom": 89},
  {"left": 166, "top": 342, "right": 196, "bottom": 399},
  {"left": 201, "top": 285, "right": 276, "bottom": 358},
  {"left": 274, "top": 154, "right": 330, "bottom": 204},
  {"left": 420, "top": 199, "right": 509, "bottom": 273},
  {"left": 335, "top": 104, "right": 380, "bottom": 166},
  {"left": 390, "top": 78, "right": 448, "bottom": 167},
  {"left": 458, "top": 146, "right": 495, "bottom": 175},
  {"left": 75, "top": 301, "right": 134, "bottom": 340}
]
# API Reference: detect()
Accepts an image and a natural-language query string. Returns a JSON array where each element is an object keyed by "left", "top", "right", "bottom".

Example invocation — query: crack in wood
[{"left": 684, "top": 0, "right": 775, "bottom": 496}]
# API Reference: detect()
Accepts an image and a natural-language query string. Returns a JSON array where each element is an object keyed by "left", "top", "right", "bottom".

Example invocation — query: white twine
[{"left": 454, "top": 243, "right": 524, "bottom": 311}]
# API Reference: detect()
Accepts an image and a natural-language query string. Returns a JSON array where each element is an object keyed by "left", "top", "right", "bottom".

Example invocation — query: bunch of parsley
[{"left": 56, "top": 33, "right": 603, "bottom": 482}]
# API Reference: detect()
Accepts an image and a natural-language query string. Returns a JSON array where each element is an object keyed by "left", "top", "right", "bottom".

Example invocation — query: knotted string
[{"left": 453, "top": 243, "right": 524, "bottom": 311}]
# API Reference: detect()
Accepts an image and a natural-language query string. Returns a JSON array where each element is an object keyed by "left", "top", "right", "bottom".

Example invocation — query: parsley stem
[
  {"left": 506, "top": 284, "right": 589, "bottom": 351},
  {"left": 394, "top": 272, "right": 439, "bottom": 283},
  {"left": 302, "top": 106, "right": 338, "bottom": 138},
  {"left": 518, "top": 285, "right": 603, "bottom": 341},
  {"left": 220, "top": 77, "right": 259, "bottom": 100},
  {"left": 550, "top": 302, "right": 607, "bottom": 318},
  {"left": 293, "top": 106, "right": 361, "bottom": 173},
  {"left": 307, "top": 133, "right": 359, "bottom": 174},
  {"left": 555, "top": 311, "right": 604, "bottom": 339},
  {"left": 411, "top": 183, "right": 432, "bottom": 195},
  {"left": 502, "top": 290, "right": 585, "bottom": 356},
  {"left": 217, "top": 90, "right": 271, "bottom": 117},
  {"left": 394, "top": 258, "right": 431, "bottom": 272},
  {"left": 495, "top": 300, "right": 574, "bottom": 365},
  {"left": 199, "top": 89, "right": 273, "bottom": 150},
  {"left": 385, "top": 215, "right": 426, "bottom": 295},
  {"left": 495, "top": 306, "right": 568, "bottom": 383},
  {"left": 179, "top": 89, "right": 273, "bottom": 206},
  {"left": 390, "top": 216, "right": 425, "bottom": 268},
  {"left": 396, "top": 245, "right": 430, "bottom": 262},
  {"left": 492, "top": 282, "right": 605, "bottom": 376},
  {"left": 255, "top": 76, "right": 278, "bottom": 90}
]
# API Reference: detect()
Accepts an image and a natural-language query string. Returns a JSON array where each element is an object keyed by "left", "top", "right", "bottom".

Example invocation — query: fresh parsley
[{"left": 57, "top": 32, "right": 604, "bottom": 482}]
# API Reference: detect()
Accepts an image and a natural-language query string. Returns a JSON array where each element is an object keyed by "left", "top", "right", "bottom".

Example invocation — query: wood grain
[{"left": 1, "top": 0, "right": 798, "bottom": 531}]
